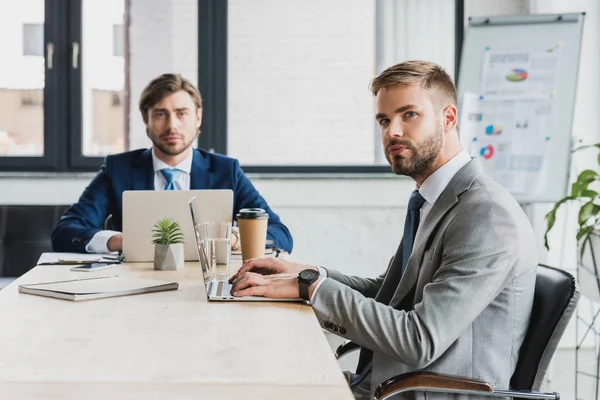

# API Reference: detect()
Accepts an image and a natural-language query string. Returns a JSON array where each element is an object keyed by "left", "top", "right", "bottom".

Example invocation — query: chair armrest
[
  {"left": 335, "top": 341, "right": 360, "bottom": 359},
  {"left": 374, "top": 371, "right": 493, "bottom": 399}
]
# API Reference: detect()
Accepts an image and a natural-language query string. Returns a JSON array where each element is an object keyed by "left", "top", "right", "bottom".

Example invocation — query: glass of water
[{"left": 197, "top": 221, "right": 232, "bottom": 280}]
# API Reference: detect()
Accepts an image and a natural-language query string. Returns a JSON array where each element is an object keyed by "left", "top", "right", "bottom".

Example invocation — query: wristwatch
[{"left": 298, "top": 269, "right": 320, "bottom": 301}]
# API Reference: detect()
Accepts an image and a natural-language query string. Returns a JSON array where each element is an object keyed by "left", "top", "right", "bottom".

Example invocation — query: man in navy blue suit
[{"left": 52, "top": 73, "right": 293, "bottom": 254}]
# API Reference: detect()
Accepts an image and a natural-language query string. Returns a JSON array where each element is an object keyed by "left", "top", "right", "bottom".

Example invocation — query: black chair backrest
[
  {"left": 510, "top": 263, "right": 579, "bottom": 391},
  {"left": 0, "top": 205, "right": 69, "bottom": 277}
]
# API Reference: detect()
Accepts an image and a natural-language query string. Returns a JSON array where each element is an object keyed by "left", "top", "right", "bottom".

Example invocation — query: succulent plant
[{"left": 151, "top": 218, "right": 184, "bottom": 245}]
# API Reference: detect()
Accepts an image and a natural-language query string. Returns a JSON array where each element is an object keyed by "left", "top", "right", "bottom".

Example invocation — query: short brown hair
[
  {"left": 370, "top": 60, "right": 457, "bottom": 110},
  {"left": 139, "top": 73, "right": 203, "bottom": 123}
]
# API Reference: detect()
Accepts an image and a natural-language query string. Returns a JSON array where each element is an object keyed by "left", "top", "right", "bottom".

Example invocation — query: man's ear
[
  {"left": 196, "top": 108, "right": 203, "bottom": 129},
  {"left": 443, "top": 104, "right": 458, "bottom": 134}
]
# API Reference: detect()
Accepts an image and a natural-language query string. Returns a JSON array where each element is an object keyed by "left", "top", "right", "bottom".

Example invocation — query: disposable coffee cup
[{"left": 236, "top": 208, "right": 269, "bottom": 261}]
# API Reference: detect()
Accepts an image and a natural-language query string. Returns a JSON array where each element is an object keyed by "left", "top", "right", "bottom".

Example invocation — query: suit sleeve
[
  {"left": 51, "top": 159, "right": 113, "bottom": 253},
  {"left": 311, "top": 200, "right": 525, "bottom": 369},
  {"left": 232, "top": 160, "right": 293, "bottom": 252},
  {"left": 324, "top": 256, "right": 393, "bottom": 299}
]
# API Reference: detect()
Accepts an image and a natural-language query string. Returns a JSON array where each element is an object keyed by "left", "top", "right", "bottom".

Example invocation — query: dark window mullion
[
  {"left": 198, "top": 0, "right": 227, "bottom": 155},
  {"left": 50, "top": 0, "right": 71, "bottom": 171},
  {"left": 454, "top": 0, "right": 465, "bottom": 86}
]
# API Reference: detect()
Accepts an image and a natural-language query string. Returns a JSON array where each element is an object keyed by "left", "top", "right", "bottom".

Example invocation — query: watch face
[{"left": 299, "top": 269, "right": 319, "bottom": 281}]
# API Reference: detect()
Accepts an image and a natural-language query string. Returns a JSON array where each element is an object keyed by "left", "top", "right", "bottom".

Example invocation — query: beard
[
  {"left": 386, "top": 124, "right": 444, "bottom": 178},
  {"left": 147, "top": 129, "right": 198, "bottom": 156}
]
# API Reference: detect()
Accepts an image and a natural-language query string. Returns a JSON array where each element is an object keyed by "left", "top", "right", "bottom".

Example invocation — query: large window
[
  {"left": 80, "top": 0, "right": 126, "bottom": 158},
  {"left": 0, "top": 2, "right": 45, "bottom": 159},
  {"left": 199, "top": 0, "right": 460, "bottom": 173},
  {"left": 0, "top": 0, "right": 127, "bottom": 171}
]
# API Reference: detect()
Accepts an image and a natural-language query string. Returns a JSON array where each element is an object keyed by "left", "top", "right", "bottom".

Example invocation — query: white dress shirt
[
  {"left": 418, "top": 149, "right": 471, "bottom": 225},
  {"left": 152, "top": 149, "right": 193, "bottom": 191},
  {"left": 86, "top": 148, "right": 194, "bottom": 253},
  {"left": 310, "top": 149, "right": 471, "bottom": 303}
]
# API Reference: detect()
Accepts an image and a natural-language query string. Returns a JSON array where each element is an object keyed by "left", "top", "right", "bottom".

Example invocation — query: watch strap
[{"left": 299, "top": 282, "right": 310, "bottom": 301}]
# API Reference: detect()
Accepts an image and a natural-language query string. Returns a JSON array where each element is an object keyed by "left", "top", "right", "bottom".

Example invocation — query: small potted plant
[
  {"left": 544, "top": 143, "right": 600, "bottom": 257},
  {"left": 152, "top": 217, "right": 185, "bottom": 271}
]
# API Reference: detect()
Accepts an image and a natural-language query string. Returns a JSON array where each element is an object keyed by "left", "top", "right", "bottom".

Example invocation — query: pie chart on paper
[
  {"left": 480, "top": 145, "right": 495, "bottom": 160},
  {"left": 485, "top": 124, "right": 503, "bottom": 136},
  {"left": 506, "top": 68, "right": 528, "bottom": 82}
]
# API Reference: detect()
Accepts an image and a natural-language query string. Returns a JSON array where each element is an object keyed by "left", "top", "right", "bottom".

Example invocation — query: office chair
[
  {"left": 0, "top": 205, "right": 69, "bottom": 277},
  {"left": 335, "top": 264, "right": 579, "bottom": 399}
]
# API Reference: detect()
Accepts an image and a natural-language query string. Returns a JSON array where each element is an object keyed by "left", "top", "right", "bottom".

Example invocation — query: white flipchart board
[{"left": 457, "top": 13, "right": 585, "bottom": 203}]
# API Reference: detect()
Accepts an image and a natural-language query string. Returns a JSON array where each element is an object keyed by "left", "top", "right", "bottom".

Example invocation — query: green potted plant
[
  {"left": 152, "top": 218, "right": 185, "bottom": 271},
  {"left": 544, "top": 144, "right": 600, "bottom": 257}
]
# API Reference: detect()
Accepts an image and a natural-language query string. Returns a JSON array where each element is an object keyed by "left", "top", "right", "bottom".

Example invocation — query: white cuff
[
  {"left": 318, "top": 266, "right": 328, "bottom": 278},
  {"left": 309, "top": 278, "right": 327, "bottom": 305},
  {"left": 85, "top": 230, "right": 121, "bottom": 254}
]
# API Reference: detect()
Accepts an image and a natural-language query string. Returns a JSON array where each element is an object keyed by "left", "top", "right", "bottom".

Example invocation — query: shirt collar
[
  {"left": 418, "top": 149, "right": 471, "bottom": 206},
  {"left": 151, "top": 147, "right": 193, "bottom": 174}
]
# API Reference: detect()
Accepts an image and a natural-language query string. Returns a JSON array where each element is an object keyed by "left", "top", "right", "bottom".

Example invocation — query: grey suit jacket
[{"left": 312, "top": 159, "right": 537, "bottom": 400}]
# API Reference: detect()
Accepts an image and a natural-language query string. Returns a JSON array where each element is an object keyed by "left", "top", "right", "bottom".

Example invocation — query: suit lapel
[
  {"left": 132, "top": 149, "right": 155, "bottom": 190},
  {"left": 389, "top": 159, "right": 484, "bottom": 307},
  {"left": 189, "top": 149, "right": 212, "bottom": 189}
]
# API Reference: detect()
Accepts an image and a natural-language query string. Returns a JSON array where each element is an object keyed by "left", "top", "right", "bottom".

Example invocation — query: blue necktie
[
  {"left": 350, "top": 190, "right": 426, "bottom": 390},
  {"left": 160, "top": 168, "right": 182, "bottom": 191},
  {"left": 401, "top": 190, "right": 426, "bottom": 273}
]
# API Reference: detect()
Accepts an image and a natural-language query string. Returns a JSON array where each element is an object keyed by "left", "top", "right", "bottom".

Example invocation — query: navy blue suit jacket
[{"left": 51, "top": 148, "right": 293, "bottom": 253}]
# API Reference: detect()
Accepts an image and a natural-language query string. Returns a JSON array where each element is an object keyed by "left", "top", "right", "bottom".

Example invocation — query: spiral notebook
[{"left": 18, "top": 275, "right": 179, "bottom": 301}]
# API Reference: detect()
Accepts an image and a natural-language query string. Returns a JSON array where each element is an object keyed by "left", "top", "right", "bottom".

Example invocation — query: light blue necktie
[{"left": 160, "top": 168, "right": 182, "bottom": 191}]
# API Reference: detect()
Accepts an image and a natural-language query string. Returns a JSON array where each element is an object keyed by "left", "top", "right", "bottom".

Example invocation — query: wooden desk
[{"left": 0, "top": 261, "right": 353, "bottom": 399}]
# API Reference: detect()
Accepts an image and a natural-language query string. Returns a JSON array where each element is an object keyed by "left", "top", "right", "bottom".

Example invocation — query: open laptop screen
[{"left": 188, "top": 197, "right": 212, "bottom": 289}]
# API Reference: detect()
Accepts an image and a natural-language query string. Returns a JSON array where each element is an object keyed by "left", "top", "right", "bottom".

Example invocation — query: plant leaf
[
  {"left": 581, "top": 190, "right": 599, "bottom": 199},
  {"left": 572, "top": 143, "right": 600, "bottom": 153},
  {"left": 578, "top": 201, "right": 600, "bottom": 226},
  {"left": 576, "top": 225, "right": 593, "bottom": 241},
  {"left": 151, "top": 218, "right": 184, "bottom": 245},
  {"left": 571, "top": 169, "right": 598, "bottom": 197},
  {"left": 544, "top": 196, "right": 574, "bottom": 250}
]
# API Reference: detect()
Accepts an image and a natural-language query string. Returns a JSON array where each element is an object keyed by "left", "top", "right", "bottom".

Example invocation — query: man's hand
[
  {"left": 107, "top": 233, "right": 123, "bottom": 252},
  {"left": 228, "top": 257, "right": 317, "bottom": 283},
  {"left": 231, "top": 272, "right": 300, "bottom": 298}
]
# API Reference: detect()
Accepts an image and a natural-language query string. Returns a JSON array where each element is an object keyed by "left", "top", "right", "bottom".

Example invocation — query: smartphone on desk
[
  {"left": 71, "top": 263, "right": 118, "bottom": 272},
  {"left": 59, "top": 258, "right": 101, "bottom": 265}
]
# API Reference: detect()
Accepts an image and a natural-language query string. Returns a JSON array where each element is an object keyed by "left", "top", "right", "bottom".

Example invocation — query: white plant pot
[{"left": 154, "top": 243, "right": 185, "bottom": 271}]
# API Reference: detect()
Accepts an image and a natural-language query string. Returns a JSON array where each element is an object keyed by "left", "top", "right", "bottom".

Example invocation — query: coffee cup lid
[{"left": 236, "top": 208, "right": 269, "bottom": 219}]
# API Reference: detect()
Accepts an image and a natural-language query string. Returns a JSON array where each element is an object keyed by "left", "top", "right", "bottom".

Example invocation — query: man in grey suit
[{"left": 229, "top": 60, "right": 537, "bottom": 399}]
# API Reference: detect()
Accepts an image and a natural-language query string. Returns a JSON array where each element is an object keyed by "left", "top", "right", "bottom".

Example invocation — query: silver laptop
[
  {"left": 188, "top": 197, "right": 300, "bottom": 302},
  {"left": 122, "top": 190, "right": 233, "bottom": 262}
]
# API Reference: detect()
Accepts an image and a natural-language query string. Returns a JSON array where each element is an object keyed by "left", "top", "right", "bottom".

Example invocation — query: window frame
[
  {"left": 0, "top": 0, "right": 126, "bottom": 173},
  {"left": 0, "top": 0, "right": 65, "bottom": 172},
  {"left": 198, "top": 0, "right": 465, "bottom": 175}
]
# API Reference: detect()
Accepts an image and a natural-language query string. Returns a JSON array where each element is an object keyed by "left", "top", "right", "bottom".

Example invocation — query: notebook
[{"left": 18, "top": 275, "right": 179, "bottom": 301}]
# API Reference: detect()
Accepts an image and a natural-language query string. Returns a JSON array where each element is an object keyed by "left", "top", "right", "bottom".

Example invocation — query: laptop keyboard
[{"left": 216, "top": 280, "right": 233, "bottom": 297}]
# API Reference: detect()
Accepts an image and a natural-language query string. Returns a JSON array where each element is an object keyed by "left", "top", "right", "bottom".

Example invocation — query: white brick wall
[{"left": 228, "top": 0, "right": 376, "bottom": 165}]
